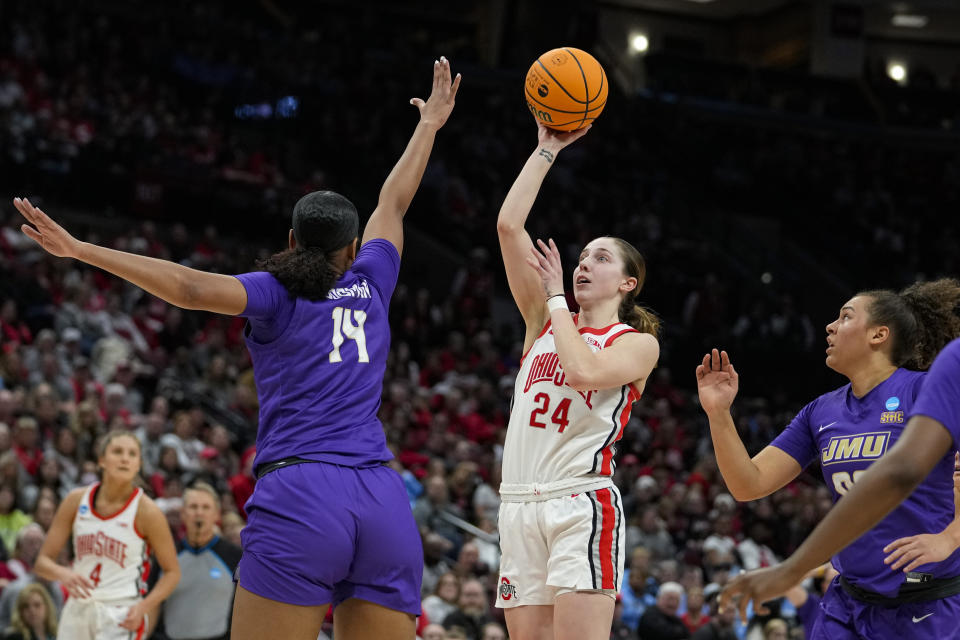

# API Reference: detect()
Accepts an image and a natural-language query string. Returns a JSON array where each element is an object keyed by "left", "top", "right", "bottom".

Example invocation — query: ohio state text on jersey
[
  {"left": 72, "top": 483, "right": 150, "bottom": 601},
  {"left": 501, "top": 317, "right": 641, "bottom": 494}
]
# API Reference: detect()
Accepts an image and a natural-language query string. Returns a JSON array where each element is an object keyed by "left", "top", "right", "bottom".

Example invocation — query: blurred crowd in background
[{"left": 0, "top": 1, "right": 957, "bottom": 639}]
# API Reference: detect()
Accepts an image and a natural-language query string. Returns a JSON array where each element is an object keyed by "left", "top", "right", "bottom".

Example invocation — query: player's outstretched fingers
[
  {"left": 440, "top": 56, "right": 450, "bottom": 86},
  {"left": 720, "top": 350, "right": 732, "bottom": 370},
  {"left": 699, "top": 353, "right": 714, "bottom": 375},
  {"left": 13, "top": 197, "right": 37, "bottom": 226},
  {"left": 450, "top": 71, "right": 462, "bottom": 97}
]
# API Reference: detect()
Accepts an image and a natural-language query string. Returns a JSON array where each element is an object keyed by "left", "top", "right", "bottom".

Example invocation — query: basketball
[{"left": 524, "top": 47, "right": 608, "bottom": 131}]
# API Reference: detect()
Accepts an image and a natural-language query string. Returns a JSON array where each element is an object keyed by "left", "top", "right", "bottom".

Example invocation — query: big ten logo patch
[{"left": 499, "top": 577, "right": 518, "bottom": 601}]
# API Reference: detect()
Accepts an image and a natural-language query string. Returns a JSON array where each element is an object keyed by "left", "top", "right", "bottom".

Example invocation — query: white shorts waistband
[{"left": 499, "top": 478, "right": 614, "bottom": 502}]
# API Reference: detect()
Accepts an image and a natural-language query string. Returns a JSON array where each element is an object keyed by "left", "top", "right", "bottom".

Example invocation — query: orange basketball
[{"left": 524, "top": 47, "right": 608, "bottom": 131}]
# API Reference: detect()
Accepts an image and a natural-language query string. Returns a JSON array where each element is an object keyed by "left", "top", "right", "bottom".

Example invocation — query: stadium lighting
[
  {"left": 891, "top": 14, "right": 928, "bottom": 28},
  {"left": 630, "top": 33, "right": 650, "bottom": 54},
  {"left": 887, "top": 62, "right": 907, "bottom": 84}
]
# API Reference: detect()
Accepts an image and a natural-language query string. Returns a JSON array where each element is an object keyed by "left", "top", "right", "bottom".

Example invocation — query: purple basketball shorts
[{"left": 236, "top": 461, "right": 422, "bottom": 614}]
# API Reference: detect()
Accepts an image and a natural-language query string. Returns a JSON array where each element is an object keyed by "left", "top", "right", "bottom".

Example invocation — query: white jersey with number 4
[
  {"left": 501, "top": 317, "right": 641, "bottom": 495},
  {"left": 72, "top": 483, "right": 149, "bottom": 601}
]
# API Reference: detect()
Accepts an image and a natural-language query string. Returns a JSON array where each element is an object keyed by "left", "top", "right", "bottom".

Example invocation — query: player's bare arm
[
  {"left": 34, "top": 488, "right": 92, "bottom": 599},
  {"left": 497, "top": 124, "right": 590, "bottom": 339},
  {"left": 15, "top": 197, "right": 248, "bottom": 315},
  {"left": 696, "top": 349, "right": 802, "bottom": 500},
  {"left": 363, "top": 56, "right": 460, "bottom": 256}
]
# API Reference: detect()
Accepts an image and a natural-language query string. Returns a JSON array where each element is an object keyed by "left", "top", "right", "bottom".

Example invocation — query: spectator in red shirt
[{"left": 681, "top": 586, "right": 710, "bottom": 634}]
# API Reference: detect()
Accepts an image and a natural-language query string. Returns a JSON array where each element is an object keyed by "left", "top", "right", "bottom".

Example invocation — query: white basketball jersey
[
  {"left": 502, "top": 317, "right": 641, "bottom": 488},
  {"left": 72, "top": 483, "right": 149, "bottom": 601}
]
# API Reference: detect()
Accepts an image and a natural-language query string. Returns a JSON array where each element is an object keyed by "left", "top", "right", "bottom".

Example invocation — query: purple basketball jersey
[
  {"left": 772, "top": 367, "right": 960, "bottom": 596},
  {"left": 234, "top": 239, "right": 400, "bottom": 468},
  {"left": 913, "top": 338, "right": 960, "bottom": 451}
]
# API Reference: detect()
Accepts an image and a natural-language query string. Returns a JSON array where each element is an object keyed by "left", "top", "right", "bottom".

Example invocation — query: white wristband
[{"left": 546, "top": 295, "right": 568, "bottom": 313}]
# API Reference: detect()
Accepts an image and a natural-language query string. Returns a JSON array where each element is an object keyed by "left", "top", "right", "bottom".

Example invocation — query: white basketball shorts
[
  {"left": 57, "top": 597, "right": 146, "bottom": 640},
  {"left": 496, "top": 485, "right": 625, "bottom": 608}
]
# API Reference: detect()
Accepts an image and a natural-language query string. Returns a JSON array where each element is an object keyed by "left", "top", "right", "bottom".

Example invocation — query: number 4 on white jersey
[{"left": 330, "top": 307, "right": 369, "bottom": 363}]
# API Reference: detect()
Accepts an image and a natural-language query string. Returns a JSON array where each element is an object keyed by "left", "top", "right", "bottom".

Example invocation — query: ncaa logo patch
[
  {"left": 885, "top": 397, "right": 900, "bottom": 411},
  {"left": 210, "top": 567, "right": 223, "bottom": 579},
  {"left": 499, "top": 577, "right": 517, "bottom": 602},
  {"left": 78, "top": 504, "right": 89, "bottom": 515}
]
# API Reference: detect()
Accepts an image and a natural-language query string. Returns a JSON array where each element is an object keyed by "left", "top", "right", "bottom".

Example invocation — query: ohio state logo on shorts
[{"left": 499, "top": 577, "right": 518, "bottom": 601}]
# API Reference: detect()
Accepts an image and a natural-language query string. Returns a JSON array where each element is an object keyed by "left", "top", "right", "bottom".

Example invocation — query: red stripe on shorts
[{"left": 596, "top": 488, "right": 616, "bottom": 590}]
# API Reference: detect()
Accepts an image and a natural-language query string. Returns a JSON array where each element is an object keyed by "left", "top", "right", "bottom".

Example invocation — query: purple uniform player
[
  {"left": 723, "top": 336, "right": 960, "bottom": 637},
  {"left": 13, "top": 58, "right": 461, "bottom": 640},
  {"left": 697, "top": 279, "right": 960, "bottom": 639},
  {"left": 769, "top": 366, "right": 960, "bottom": 596},
  {"left": 234, "top": 237, "right": 416, "bottom": 609}
]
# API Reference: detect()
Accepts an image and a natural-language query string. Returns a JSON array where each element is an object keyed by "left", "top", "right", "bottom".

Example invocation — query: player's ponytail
[
  {"left": 610, "top": 237, "right": 661, "bottom": 339},
  {"left": 257, "top": 247, "right": 340, "bottom": 301},
  {"left": 860, "top": 278, "right": 960, "bottom": 370},
  {"left": 619, "top": 300, "right": 661, "bottom": 338}
]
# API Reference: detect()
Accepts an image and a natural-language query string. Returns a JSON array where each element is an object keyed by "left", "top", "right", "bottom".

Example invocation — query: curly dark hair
[
  {"left": 858, "top": 278, "right": 960, "bottom": 370},
  {"left": 899, "top": 278, "right": 960, "bottom": 369},
  {"left": 256, "top": 246, "right": 341, "bottom": 302}
]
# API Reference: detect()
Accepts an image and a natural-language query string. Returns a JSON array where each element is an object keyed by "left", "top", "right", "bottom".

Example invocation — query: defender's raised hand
[
  {"left": 696, "top": 348, "right": 740, "bottom": 415},
  {"left": 411, "top": 56, "right": 461, "bottom": 130},
  {"left": 14, "top": 197, "right": 81, "bottom": 259}
]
